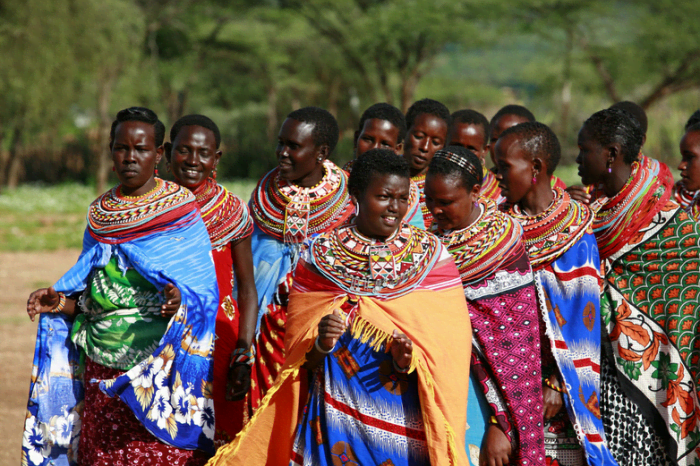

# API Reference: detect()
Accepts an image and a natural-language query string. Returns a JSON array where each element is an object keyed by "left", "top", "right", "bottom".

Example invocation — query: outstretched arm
[{"left": 26, "top": 286, "right": 78, "bottom": 321}]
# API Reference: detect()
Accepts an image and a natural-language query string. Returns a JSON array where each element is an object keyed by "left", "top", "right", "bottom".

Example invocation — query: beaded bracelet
[
  {"left": 392, "top": 359, "right": 410, "bottom": 374},
  {"left": 51, "top": 292, "right": 66, "bottom": 314},
  {"left": 315, "top": 336, "right": 336, "bottom": 354},
  {"left": 230, "top": 346, "right": 255, "bottom": 367},
  {"left": 543, "top": 377, "right": 565, "bottom": 393}
]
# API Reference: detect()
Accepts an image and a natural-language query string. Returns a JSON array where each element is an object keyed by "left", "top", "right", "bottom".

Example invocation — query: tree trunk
[
  {"left": 6, "top": 125, "right": 23, "bottom": 189},
  {"left": 95, "top": 75, "right": 115, "bottom": 195},
  {"left": 266, "top": 84, "right": 278, "bottom": 142}
]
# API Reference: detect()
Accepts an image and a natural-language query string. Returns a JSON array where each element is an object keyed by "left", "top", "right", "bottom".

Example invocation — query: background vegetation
[{"left": 2, "top": 0, "right": 700, "bottom": 194}]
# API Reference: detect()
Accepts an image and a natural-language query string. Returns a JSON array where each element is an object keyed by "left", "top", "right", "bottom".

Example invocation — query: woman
[
  {"left": 22, "top": 107, "right": 218, "bottom": 465},
  {"left": 165, "top": 114, "right": 257, "bottom": 445},
  {"left": 496, "top": 122, "right": 616, "bottom": 466},
  {"left": 425, "top": 146, "right": 544, "bottom": 466},
  {"left": 577, "top": 108, "right": 700, "bottom": 466},
  {"left": 678, "top": 122, "right": 700, "bottom": 219},
  {"left": 403, "top": 98, "right": 451, "bottom": 229},
  {"left": 344, "top": 103, "right": 425, "bottom": 229},
  {"left": 248, "top": 106, "right": 355, "bottom": 412},
  {"left": 208, "top": 149, "right": 471, "bottom": 465},
  {"left": 489, "top": 105, "right": 566, "bottom": 192}
]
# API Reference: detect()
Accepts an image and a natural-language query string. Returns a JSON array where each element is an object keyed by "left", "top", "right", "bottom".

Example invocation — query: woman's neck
[
  {"left": 603, "top": 164, "right": 633, "bottom": 198},
  {"left": 518, "top": 179, "right": 554, "bottom": 217}
]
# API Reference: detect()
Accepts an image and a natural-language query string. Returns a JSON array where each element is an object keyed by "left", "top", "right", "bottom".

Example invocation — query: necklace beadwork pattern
[
  {"left": 193, "top": 177, "right": 253, "bottom": 249},
  {"left": 88, "top": 178, "right": 196, "bottom": 237},
  {"left": 411, "top": 173, "right": 433, "bottom": 229},
  {"left": 250, "top": 160, "right": 353, "bottom": 243},
  {"left": 592, "top": 158, "right": 670, "bottom": 259},
  {"left": 435, "top": 198, "right": 521, "bottom": 286},
  {"left": 507, "top": 187, "right": 592, "bottom": 270},
  {"left": 311, "top": 223, "right": 440, "bottom": 297}
]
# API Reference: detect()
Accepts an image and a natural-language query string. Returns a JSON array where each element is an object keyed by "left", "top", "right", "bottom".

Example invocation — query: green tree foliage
[{"left": 3, "top": 0, "right": 700, "bottom": 188}]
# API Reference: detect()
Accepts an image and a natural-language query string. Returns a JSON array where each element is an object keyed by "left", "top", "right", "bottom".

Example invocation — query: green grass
[{"left": 0, "top": 180, "right": 257, "bottom": 252}]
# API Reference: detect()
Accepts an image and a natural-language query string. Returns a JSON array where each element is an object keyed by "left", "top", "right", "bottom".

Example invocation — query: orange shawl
[{"left": 208, "top": 253, "right": 471, "bottom": 466}]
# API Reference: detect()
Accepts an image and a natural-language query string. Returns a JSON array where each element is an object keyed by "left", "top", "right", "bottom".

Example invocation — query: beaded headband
[{"left": 433, "top": 150, "right": 480, "bottom": 181}]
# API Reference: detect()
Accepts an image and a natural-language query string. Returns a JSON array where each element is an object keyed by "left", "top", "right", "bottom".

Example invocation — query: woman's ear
[
  {"left": 532, "top": 156, "right": 544, "bottom": 175},
  {"left": 349, "top": 187, "right": 360, "bottom": 207},
  {"left": 317, "top": 144, "right": 330, "bottom": 163}
]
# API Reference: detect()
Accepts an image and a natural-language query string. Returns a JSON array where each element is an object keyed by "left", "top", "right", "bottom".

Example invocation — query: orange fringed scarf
[{"left": 207, "top": 256, "right": 472, "bottom": 466}]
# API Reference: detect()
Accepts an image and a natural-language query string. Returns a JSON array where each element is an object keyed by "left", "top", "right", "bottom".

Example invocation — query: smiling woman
[
  {"left": 208, "top": 149, "right": 472, "bottom": 466},
  {"left": 247, "top": 106, "right": 355, "bottom": 414},
  {"left": 22, "top": 107, "right": 218, "bottom": 465},
  {"left": 165, "top": 114, "right": 258, "bottom": 446}
]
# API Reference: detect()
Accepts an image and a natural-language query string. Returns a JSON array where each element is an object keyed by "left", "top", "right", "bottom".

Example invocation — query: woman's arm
[
  {"left": 226, "top": 235, "right": 260, "bottom": 401},
  {"left": 26, "top": 286, "right": 79, "bottom": 321},
  {"left": 303, "top": 310, "right": 346, "bottom": 371}
]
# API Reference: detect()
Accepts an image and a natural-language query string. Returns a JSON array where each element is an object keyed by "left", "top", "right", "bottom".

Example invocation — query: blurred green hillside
[{"left": 1, "top": 0, "right": 700, "bottom": 192}]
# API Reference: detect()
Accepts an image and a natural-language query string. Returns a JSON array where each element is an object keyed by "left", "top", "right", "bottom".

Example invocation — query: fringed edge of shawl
[
  {"left": 205, "top": 347, "right": 309, "bottom": 465},
  {"left": 348, "top": 315, "right": 418, "bottom": 374},
  {"left": 416, "top": 357, "right": 460, "bottom": 465}
]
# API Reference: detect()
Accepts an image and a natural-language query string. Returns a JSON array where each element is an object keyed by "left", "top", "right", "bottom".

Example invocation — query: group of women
[{"left": 20, "top": 98, "right": 700, "bottom": 466}]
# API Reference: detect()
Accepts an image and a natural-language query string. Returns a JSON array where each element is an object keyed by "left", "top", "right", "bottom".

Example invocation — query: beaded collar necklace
[
  {"left": 250, "top": 160, "right": 354, "bottom": 243},
  {"left": 508, "top": 187, "right": 592, "bottom": 270},
  {"left": 310, "top": 222, "right": 440, "bottom": 298},
  {"left": 592, "top": 157, "right": 671, "bottom": 259},
  {"left": 192, "top": 178, "right": 252, "bottom": 249},
  {"left": 435, "top": 198, "right": 521, "bottom": 286}
]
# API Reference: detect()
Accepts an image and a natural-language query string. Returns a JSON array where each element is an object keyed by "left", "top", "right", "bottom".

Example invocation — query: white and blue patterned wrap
[
  {"left": 535, "top": 232, "right": 618, "bottom": 466},
  {"left": 22, "top": 210, "right": 219, "bottom": 466}
]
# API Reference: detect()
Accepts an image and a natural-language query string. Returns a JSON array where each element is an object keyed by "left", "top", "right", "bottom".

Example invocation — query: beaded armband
[
  {"left": 51, "top": 292, "right": 67, "bottom": 314},
  {"left": 230, "top": 346, "right": 255, "bottom": 367},
  {"left": 543, "top": 377, "right": 565, "bottom": 393}
]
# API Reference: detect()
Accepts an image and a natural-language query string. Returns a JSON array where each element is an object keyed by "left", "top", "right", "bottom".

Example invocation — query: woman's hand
[
  {"left": 226, "top": 364, "right": 251, "bottom": 401},
  {"left": 390, "top": 330, "right": 413, "bottom": 370},
  {"left": 543, "top": 374, "right": 564, "bottom": 420},
  {"left": 566, "top": 185, "right": 591, "bottom": 204},
  {"left": 26, "top": 287, "right": 60, "bottom": 322},
  {"left": 317, "top": 309, "right": 346, "bottom": 352},
  {"left": 479, "top": 424, "right": 512, "bottom": 466},
  {"left": 161, "top": 283, "right": 181, "bottom": 317}
]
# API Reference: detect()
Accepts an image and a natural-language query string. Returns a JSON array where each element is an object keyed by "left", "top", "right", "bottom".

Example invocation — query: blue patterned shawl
[{"left": 22, "top": 209, "right": 218, "bottom": 466}]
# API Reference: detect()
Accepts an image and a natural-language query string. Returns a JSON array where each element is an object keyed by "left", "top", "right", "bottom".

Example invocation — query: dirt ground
[{"left": 0, "top": 249, "right": 81, "bottom": 466}]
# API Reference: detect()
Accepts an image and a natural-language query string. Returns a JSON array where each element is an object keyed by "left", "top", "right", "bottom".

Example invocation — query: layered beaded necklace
[
  {"left": 507, "top": 187, "right": 592, "bottom": 270},
  {"left": 592, "top": 157, "right": 671, "bottom": 260},
  {"left": 192, "top": 178, "right": 252, "bottom": 249},
  {"left": 310, "top": 223, "right": 440, "bottom": 298},
  {"left": 434, "top": 198, "right": 521, "bottom": 286},
  {"left": 250, "top": 160, "right": 354, "bottom": 243},
  {"left": 88, "top": 178, "right": 197, "bottom": 243}
]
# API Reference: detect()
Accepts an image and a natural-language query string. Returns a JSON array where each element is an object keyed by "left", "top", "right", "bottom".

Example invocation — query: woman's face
[
  {"left": 169, "top": 125, "right": 221, "bottom": 190},
  {"left": 353, "top": 173, "right": 410, "bottom": 241},
  {"left": 354, "top": 118, "right": 403, "bottom": 158},
  {"left": 576, "top": 125, "right": 608, "bottom": 187},
  {"left": 403, "top": 114, "right": 448, "bottom": 175},
  {"left": 494, "top": 134, "right": 533, "bottom": 205},
  {"left": 275, "top": 118, "right": 325, "bottom": 186},
  {"left": 679, "top": 130, "right": 700, "bottom": 192},
  {"left": 111, "top": 120, "right": 162, "bottom": 196},
  {"left": 489, "top": 114, "right": 530, "bottom": 167},
  {"left": 425, "top": 173, "right": 479, "bottom": 231}
]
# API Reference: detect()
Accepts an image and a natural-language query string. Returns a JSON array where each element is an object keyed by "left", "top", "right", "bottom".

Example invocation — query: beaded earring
[
  {"left": 532, "top": 173, "right": 537, "bottom": 184},
  {"left": 112, "top": 166, "right": 116, "bottom": 172},
  {"left": 155, "top": 168, "right": 159, "bottom": 177},
  {"left": 213, "top": 168, "right": 217, "bottom": 180}
]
